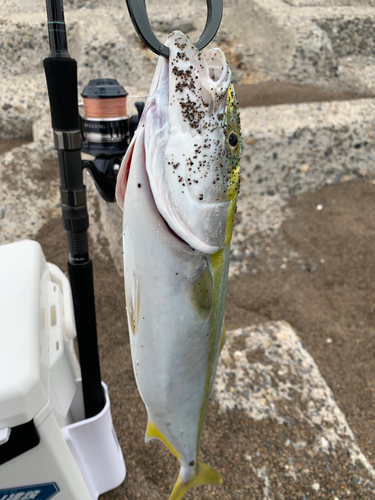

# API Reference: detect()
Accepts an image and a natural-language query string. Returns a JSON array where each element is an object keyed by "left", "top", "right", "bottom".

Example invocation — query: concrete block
[
  {"left": 218, "top": 0, "right": 375, "bottom": 93},
  {"left": 4, "top": 0, "right": 375, "bottom": 96},
  {"left": 240, "top": 98, "right": 375, "bottom": 199},
  {"left": 0, "top": 14, "right": 80, "bottom": 77},
  {"left": 215, "top": 321, "right": 375, "bottom": 494},
  {"left": 0, "top": 75, "right": 48, "bottom": 139},
  {"left": 227, "top": 98, "right": 375, "bottom": 275},
  {"left": 284, "top": 0, "right": 375, "bottom": 5}
]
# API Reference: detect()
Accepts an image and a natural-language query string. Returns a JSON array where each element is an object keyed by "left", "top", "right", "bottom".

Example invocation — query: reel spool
[
  {"left": 81, "top": 79, "right": 129, "bottom": 158},
  {"left": 80, "top": 78, "right": 144, "bottom": 202}
]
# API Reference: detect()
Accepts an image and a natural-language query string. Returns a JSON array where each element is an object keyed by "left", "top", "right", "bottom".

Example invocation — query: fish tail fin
[{"left": 169, "top": 461, "right": 222, "bottom": 500}]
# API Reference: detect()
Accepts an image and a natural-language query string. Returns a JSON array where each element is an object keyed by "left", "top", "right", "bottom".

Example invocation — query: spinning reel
[{"left": 80, "top": 78, "right": 144, "bottom": 203}]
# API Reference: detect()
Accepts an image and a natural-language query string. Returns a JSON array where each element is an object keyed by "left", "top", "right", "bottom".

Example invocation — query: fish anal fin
[
  {"left": 145, "top": 421, "right": 181, "bottom": 459},
  {"left": 169, "top": 461, "right": 222, "bottom": 500},
  {"left": 220, "top": 322, "right": 226, "bottom": 352}
]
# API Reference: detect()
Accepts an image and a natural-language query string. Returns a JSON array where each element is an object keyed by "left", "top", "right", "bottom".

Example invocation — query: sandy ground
[
  {"left": 28, "top": 155, "right": 375, "bottom": 499},
  {"left": 1, "top": 84, "right": 375, "bottom": 500}
]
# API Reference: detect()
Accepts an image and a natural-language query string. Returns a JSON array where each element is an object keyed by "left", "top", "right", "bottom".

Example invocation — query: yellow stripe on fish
[
  {"left": 196, "top": 246, "right": 227, "bottom": 448},
  {"left": 225, "top": 83, "right": 241, "bottom": 246}
]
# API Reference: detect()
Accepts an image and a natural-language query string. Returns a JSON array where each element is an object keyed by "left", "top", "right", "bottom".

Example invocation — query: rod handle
[{"left": 44, "top": 57, "right": 80, "bottom": 131}]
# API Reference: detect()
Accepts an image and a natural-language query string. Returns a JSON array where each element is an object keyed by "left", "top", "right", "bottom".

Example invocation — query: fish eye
[{"left": 228, "top": 132, "right": 238, "bottom": 147}]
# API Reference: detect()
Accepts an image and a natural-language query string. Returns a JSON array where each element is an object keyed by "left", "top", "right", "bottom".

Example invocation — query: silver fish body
[{"left": 116, "top": 31, "right": 241, "bottom": 500}]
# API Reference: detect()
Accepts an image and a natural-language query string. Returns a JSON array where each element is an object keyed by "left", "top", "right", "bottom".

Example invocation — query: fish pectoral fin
[
  {"left": 145, "top": 421, "right": 181, "bottom": 459},
  {"left": 115, "top": 133, "right": 137, "bottom": 210},
  {"left": 125, "top": 273, "right": 140, "bottom": 335},
  {"left": 169, "top": 462, "right": 222, "bottom": 500},
  {"left": 220, "top": 322, "right": 226, "bottom": 352}
]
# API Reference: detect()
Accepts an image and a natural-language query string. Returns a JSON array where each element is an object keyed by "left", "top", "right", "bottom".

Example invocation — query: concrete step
[
  {"left": 219, "top": 0, "right": 375, "bottom": 92},
  {"left": 3, "top": 0, "right": 375, "bottom": 95},
  {"left": 227, "top": 98, "right": 375, "bottom": 274},
  {"left": 240, "top": 98, "right": 375, "bottom": 200}
]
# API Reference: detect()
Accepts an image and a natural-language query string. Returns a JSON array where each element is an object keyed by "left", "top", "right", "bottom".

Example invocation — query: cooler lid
[{"left": 0, "top": 240, "right": 49, "bottom": 428}]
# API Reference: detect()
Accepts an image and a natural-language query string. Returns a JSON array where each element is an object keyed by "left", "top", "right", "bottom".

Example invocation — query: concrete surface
[
  {"left": 215, "top": 321, "right": 375, "bottom": 492},
  {"left": 2, "top": 0, "right": 375, "bottom": 496},
  {"left": 2, "top": 136, "right": 375, "bottom": 495},
  {"left": 3, "top": 0, "right": 375, "bottom": 276},
  {"left": 284, "top": 0, "right": 375, "bottom": 5}
]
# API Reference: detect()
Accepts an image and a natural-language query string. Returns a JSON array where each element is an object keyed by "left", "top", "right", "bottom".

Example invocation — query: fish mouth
[
  {"left": 202, "top": 48, "right": 230, "bottom": 113},
  {"left": 205, "top": 49, "right": 228, "bottom": 85},
  {"left": 204, "top": 50, "right": 229, "bottom": 85},
  {"left": 166, "top": 31, "right": 231, "bottom": 118}
]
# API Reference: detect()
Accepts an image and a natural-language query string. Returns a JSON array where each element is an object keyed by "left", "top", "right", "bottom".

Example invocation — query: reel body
[{"left": 80, "top": 78, "right": 144, "bottom": 202}]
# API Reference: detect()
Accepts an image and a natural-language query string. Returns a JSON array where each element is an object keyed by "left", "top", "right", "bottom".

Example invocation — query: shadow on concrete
[
  {"left": 235, "top": 81, "right": 374, "bottom": 107},
  {"left": 0, "top": 137, "right": 32, "bottom": 156}
]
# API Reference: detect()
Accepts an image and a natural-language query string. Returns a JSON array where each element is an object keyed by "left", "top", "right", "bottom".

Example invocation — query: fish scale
[{"left": 116, "top": 30, "right": 241, "bottom": 500}]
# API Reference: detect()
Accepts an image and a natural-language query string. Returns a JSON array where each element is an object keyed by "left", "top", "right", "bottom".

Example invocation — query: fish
[{"left": 116, "top": 30, "right": 241, "bottom": 500}]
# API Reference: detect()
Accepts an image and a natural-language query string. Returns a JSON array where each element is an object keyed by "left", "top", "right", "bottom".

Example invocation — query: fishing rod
[
  {"left": 43, "top": 0, "right": 104, "bottom": 419},
  {"left": 43, "top": 0, "right": 144, "bottom": 420}
]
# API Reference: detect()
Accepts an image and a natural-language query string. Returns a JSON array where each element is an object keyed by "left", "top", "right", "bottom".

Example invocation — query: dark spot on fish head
[
  {"left": 138, "top": 183, "right": 141, "bottom": 188},
  {"left": 189, "top": 461, "right": 195, "bottom": 467}
]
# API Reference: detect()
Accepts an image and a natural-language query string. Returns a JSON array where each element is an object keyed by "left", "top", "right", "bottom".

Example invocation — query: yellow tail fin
[{"left": 169, "top": 461, "right": 222, "bottom": 500}]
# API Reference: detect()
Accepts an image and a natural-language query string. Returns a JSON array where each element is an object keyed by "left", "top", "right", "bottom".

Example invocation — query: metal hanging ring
[{"left": 125, "top": 0, "right": 223, "bottom": 58}]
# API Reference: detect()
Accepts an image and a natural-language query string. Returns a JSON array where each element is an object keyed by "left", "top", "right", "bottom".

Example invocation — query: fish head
[{"left": 116, "top": 31, "right": 241, "bottom": 254}]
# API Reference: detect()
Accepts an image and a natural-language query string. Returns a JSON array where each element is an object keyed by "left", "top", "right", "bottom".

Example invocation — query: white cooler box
[{"left": 0, "top": 240, "right": 125, "bottom": 500}]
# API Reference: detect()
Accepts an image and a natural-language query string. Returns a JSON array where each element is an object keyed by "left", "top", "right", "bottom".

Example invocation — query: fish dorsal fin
[{"left": 169, "top": 461, "right": 222, "bottom": 500}]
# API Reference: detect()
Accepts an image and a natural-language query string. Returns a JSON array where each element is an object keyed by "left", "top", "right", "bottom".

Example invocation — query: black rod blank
[
  {"left": 44, "top": 0, "right": 105, "bottom": 418},
  {"left": 68, "top": 261, "right": 104, "bottom": 419},
  {"left": 45, "top": 0, "right": 69, "bottom": 57}
]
